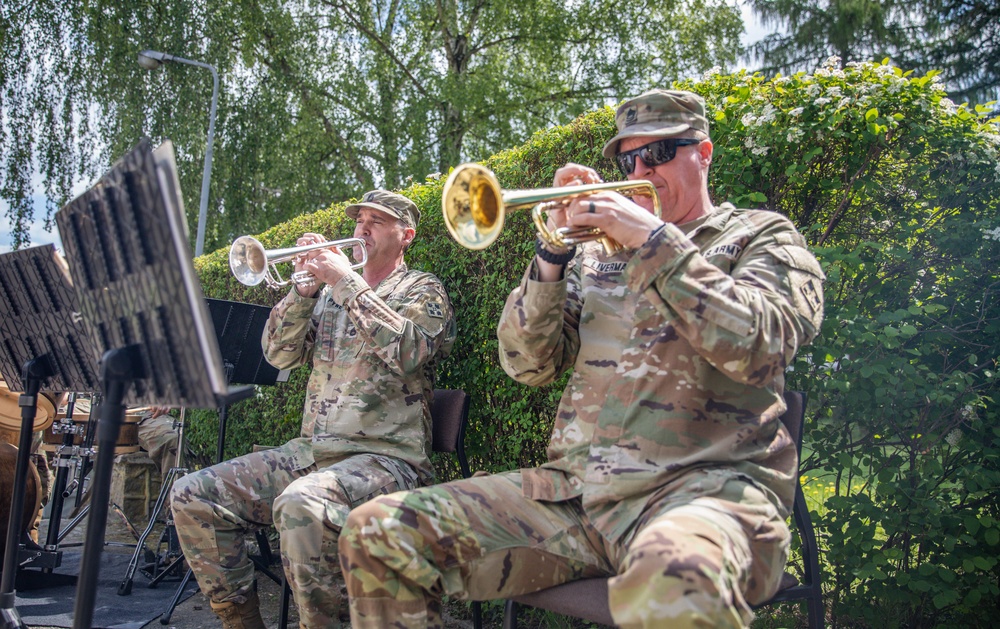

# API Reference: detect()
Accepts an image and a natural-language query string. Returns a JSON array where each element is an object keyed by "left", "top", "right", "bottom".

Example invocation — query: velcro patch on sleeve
[{"left": 427, "top": 302, "right": 444, "bottom": 319}]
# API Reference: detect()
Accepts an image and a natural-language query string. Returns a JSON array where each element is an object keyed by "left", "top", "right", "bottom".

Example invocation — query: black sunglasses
[{"left": 615, "top": 138, "right": 702, "bottom": 176}]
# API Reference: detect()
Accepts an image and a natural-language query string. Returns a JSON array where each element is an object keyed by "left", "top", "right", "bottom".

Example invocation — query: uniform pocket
[{"left": 332, "top": 453, "right": 419, "bottom": 508}]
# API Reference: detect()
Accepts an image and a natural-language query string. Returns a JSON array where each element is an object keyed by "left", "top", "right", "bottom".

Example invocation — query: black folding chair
[
  {"left": 503, "top": 391, "right": 824, "bottom": 629},
  {"left": 276, "top": 388, "right": 479, "bottom": 628}
]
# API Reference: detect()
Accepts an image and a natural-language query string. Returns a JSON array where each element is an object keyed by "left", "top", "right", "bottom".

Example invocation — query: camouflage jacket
[
  {"left": 263, "top": 263, "right": 457, "bottom": 483},
  {"left": 498, "top": 204, "right": 825, "bottom": 542}
]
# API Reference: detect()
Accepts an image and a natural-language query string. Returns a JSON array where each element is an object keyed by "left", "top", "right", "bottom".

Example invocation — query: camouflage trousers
[
  {"left": 340, "top": 470, "right": 790, "bottom": 629},
  {"left": 136, "top": 414, "right": 178, "bottom": 480},
  {"left": 171, "top": 439, "right": 419, "bottom": 628}
]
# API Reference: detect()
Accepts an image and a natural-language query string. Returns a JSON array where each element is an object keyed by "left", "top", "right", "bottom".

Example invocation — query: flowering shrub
[
  {"left": 191, "top": 59, "right": 1000, "bottom": 626},
  {"left": 687, "top": 59, "right": 1000, "bottom": 627}
]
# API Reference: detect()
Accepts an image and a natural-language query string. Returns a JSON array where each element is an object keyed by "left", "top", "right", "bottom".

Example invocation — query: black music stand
[
  {"left": 155, "top": 298, "right": 288, "bottom": 624},
  {"left": 0, "top": 244, "right": 102, "bottom": 629},
  {"left": 54, "top": 138, "right": 251, "bottom": 629}
]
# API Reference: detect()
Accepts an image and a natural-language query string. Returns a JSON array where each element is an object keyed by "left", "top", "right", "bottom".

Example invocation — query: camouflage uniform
[
  {"left": 136, "top": 413, "right": 178, "bottom": 479},
  {"left": 172, "top": 262, "right": 456, "bottom": 628},
  {"left": 340, "top": 204, "right": 825, "bottom": 628}
]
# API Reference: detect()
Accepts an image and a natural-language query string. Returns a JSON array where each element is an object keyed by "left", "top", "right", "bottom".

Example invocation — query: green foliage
[
  {"left": 690, "top": 60, "right": 1000, "bottom": 627},
  {"left": 746, "top": 0, "right": 1000, "bottom": 103},
  {"left": 189, "top": 60, "right": 1000, "bottom": 626},
  {"left": 1, "top": 0, "right": 743, "bottom": 252}
]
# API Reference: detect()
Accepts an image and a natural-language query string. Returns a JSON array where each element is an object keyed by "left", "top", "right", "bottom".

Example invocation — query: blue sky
[{"left": 0, "top": 2, "right": 771, "bottom": 255}]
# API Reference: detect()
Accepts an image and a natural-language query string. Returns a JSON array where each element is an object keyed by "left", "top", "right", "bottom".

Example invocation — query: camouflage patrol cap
[
  {"left": 601, "top": 89, "right": 710, "bottom": 158},
  {"left": 345, "top": 190, "right": 421, "bottom": 230}
]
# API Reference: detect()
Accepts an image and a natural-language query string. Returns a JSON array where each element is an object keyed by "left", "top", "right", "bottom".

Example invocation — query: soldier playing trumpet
[
  {"left": 172, "top": 190, "right": 456, "bottom": 628},
  {"left": 340, "top": 90, "right": 826, "bottom": 628}
]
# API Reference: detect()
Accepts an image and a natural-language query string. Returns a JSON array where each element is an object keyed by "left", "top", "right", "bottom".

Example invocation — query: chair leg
[
  {"left": 502, "top": 599, "right": 519, "bottom": 629},
  {"left": 472, "top": 600, "right": 482, "bottom": 629},
  {"left": 807, "top": 592, "right": 825, "bottom": 629},
  {"left": 279, "top": 572, "right": 291, "bottom": 627}
]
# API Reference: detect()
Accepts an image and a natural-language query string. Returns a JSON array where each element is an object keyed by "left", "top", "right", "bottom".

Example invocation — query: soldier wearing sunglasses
[{"left": 340, "top": 90, "right": 827, "bottom": 628}]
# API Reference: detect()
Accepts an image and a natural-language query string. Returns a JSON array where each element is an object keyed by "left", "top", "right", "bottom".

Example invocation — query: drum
[
  {"left": 41, "top": 409, "right": 146, "bottom": 455},
  {"left": 0, "top": 441, "right": 41, "bottom": 560},
  {"left": 0, "top": 378, "right": 58, "bottom": 435}
]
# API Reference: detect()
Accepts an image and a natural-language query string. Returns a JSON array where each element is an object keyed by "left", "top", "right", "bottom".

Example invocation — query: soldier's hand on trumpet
[
  {"left": 552, "top": 163, "right": 665, "bottom": 251},
  {"left": 548, "top": 163, "right": 603, "bottom": 234},
  {"left": 294, "top": 232, "right": 354, "bottom": 296}
]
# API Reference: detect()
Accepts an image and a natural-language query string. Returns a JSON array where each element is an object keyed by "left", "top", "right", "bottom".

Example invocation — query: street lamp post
[{"left": 138, "top": 49, "right": 218, "bottom": 257}]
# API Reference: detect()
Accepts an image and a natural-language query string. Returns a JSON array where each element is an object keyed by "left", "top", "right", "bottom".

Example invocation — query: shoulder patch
[
  {"left": 799, "top": 277, "right": 823, "bottom": 315},
  {"left": 427, "top": 302, "right": 444, "bottom": 319}
]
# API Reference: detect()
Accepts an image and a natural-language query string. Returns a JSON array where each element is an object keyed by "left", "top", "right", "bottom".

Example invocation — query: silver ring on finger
[{"left": 588, "top": 200, "right": 596, "bottom": 214}]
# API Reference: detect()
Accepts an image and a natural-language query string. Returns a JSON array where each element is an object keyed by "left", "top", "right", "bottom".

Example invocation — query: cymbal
[{"left": 0, "top": 380, "right": 57, "bottom": 434}]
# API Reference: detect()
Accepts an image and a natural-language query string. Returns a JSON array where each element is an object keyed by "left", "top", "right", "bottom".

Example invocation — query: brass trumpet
[
  {"left": 229, "top": 235, "right": 367, "bottom": 288},
  {"left": 441, "top": 163, "right": 661, "bottom": 254}
]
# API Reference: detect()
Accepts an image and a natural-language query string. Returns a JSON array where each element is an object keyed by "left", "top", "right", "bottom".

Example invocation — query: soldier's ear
[
  {"left": 402, "top": 227, "right": 416, "bottom": 247},
  {"left": 698, "top": 139, "right": 714, "bottom": 166}
]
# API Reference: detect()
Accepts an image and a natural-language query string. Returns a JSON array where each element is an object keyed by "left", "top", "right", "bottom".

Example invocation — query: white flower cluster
[
  {"left": 814, "top": 97, "right": 832, "bottom": 106},
  {"left": 983, "top": 225, "right": 1000, "bottom": 241},
  {"left": 741, "top": 103, "right": 778, "bottom": 128},
  {"left": 945, "top": 428, "right": 963, "bottom": 447},
  {"left": 786, "top": 127, "right": 805, "bottom": 143},
  {"left": 788, "top": 107, "right": 805, "bottom": 117},
  {"left": 981, "top": 131, "right": 1000, "bottom": 177},
  {"left": 744, "top": 136, "right": 770, "bottom": 156},
  {"left": 939, "top": 98, "right": 957, "bottom": 115},
  {"left": 702, "top": 65, "right": 722, "bottom": 81}
]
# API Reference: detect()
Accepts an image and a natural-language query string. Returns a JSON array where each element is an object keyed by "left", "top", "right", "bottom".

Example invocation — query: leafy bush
[
  {"left": 191, "top": 59, "right": 1000, "bottom": 626},
  {"left": 689, "top": 59, "right": 1000, "bottom": 627}
]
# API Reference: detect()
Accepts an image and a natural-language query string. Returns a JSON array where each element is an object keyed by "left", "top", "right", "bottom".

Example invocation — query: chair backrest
[
  {"left": 779, "top": 390, "right": 806, "bottom": 456},
  {"left": 430, "top": 389, "right": 471, "bottom": 478}
]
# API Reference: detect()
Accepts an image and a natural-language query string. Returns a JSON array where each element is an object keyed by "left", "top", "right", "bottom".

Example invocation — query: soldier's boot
[{"left": 210, "top": 590, "right": 267, "bottom": 629}]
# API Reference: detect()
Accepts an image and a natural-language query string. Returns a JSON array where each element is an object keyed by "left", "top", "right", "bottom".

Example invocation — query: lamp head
[{"left": 138, "top": 50, "right": 167, "bottom": 70}]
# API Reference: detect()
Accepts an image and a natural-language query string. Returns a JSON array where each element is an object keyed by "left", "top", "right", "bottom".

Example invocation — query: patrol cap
[
  {"left": 601, "top": 89, "right": 710, "bottom": 158},
  {"left": 345, "top": 190, "right": 421, "bottom": 230}
]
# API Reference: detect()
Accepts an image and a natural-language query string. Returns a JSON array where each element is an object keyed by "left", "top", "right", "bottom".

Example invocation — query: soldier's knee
[
  {"left": 272, "top": 488, "right": 319, "bottom": 536},
  {"left": 343, "top": 495, "right": 391, "bottom": 535},
  {"left": 169, "top": 471, "right": 197, "bottom": 507}
]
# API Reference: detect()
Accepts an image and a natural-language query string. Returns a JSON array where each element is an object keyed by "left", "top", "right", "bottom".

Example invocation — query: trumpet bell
[
  {"left": 442, "top": 164, "right": 504, "bottom": 250},
  {"left": 229, "top": 235, "right": 269, "bottom": 286},
  {"left": 441, "top": 162, "right": 661, "bottom": 254}
]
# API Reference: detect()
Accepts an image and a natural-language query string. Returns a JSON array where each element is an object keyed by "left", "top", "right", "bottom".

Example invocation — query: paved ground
[{"left": 32, "top": 504, "right": 477, "bottom": 629}]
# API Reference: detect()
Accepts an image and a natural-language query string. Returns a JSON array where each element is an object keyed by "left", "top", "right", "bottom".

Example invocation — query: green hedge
[{"left": 190, "top": 59, "right": 1000, "bottom": 626}]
